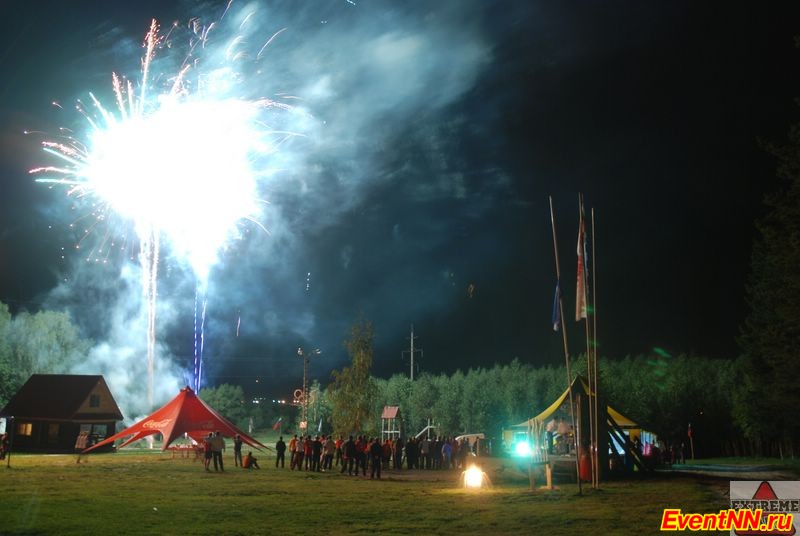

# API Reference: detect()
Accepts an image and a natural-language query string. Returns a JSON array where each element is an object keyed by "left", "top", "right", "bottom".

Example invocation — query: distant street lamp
[{"left": 297, "top": 347, "right": 321, "bottom": 432}]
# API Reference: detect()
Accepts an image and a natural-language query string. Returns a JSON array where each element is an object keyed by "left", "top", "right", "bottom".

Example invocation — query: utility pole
[
  {"left": 401, "top": 325, "right": 423, "bottom": 380},
  {"left": 297, "top": 347, "right": 321, "bottom": 432}
]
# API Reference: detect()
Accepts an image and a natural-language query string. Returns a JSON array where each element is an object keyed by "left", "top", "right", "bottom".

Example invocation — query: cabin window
[
  {"left": 89, "top": 394, "right": 100, "bottom": 408},
  {"left": 48, "top": 423, "right": 60, "bottom": 442},
  {"left": 17, "top": 422, "right": 33, "bottom": 436}
]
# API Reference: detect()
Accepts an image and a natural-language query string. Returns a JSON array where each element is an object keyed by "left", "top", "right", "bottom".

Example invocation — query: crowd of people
[
  {"left": 196, "top": 430, "right": 478, "bottom": 478},
  {"left": 275, "top": 434, "right": 477, "bottom": 478}
]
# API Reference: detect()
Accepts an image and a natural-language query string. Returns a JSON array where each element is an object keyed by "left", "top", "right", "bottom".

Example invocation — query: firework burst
[{"left": 30, "top": 13, "right": 300, "bottom": 407}]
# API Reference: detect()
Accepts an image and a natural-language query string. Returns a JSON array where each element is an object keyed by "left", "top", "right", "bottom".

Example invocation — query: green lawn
[
  {"left": 682, "top": 456, "right": 800, "bottom": 471},
  {"left": 0, "top": 448, "right": 735, "bottom": 535}
]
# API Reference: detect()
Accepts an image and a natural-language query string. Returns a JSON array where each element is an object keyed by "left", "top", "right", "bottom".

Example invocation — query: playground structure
[{"left": 381, "top": 406, "right": 403, "bottom": 441}]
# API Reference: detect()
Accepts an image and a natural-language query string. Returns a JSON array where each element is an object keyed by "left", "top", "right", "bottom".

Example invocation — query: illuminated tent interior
[{"left": 503, "top": 376, "right": 656, "bottom": 475}]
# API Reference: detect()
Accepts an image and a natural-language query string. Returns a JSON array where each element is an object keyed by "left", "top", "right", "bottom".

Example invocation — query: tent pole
[
  {"left": 578, "top": 193, "right": 595, "bottom": 489},
  {"left": 591, "top": 207, "right": 600, "bottom": 487},
  {"left": 549, "top": 196, "right": 582, "bottom": 494}
]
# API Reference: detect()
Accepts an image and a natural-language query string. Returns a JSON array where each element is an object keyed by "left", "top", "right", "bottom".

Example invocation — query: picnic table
[{"left": 169, "top": 444, "right": 203, "bottom": 460}]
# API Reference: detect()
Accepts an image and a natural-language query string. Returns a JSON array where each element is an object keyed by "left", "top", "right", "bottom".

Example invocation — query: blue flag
[{"left": 552, "top": 281, "right": 561, "bottom": 332}]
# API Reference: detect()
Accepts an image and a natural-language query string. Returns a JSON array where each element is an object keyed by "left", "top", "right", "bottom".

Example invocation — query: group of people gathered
[
  {"left": 201, "top": 432, "right": 259, "bottom": 471},
  {"left": 274, "top": 434, "right": 476, "bottom": 479},
  {"left": 197, "top": 432, "right": 476, "bottom": 478}
]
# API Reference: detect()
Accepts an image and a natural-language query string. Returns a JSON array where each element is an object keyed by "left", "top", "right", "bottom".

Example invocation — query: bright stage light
[{"left": 514, "top": 440, "right": 532, "bottom": 457}]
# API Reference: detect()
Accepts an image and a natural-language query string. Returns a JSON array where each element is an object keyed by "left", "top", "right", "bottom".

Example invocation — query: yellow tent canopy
[{"left": 511, "top": 375, "right": 638, "bottom": 430}]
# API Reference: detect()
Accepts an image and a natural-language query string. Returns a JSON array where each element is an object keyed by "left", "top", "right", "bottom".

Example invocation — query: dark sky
[{"left": 1, "top": 1, "right": 799, "bottom": 407}]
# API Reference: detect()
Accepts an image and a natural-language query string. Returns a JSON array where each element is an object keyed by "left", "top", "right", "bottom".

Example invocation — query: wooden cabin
[{"left": 0, "top": 374, "right": 123, "bottom": 453}]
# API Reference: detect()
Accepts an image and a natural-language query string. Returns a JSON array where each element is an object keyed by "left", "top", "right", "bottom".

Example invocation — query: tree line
[
  {"left": 310, "top": 319, "right": 778, "bottom": 458},
  {"left": 0, "top": 300, "right": 794, "bottom": 458},
  {"left": 320, "top": 351, "right": 749, "bottom": 458}
]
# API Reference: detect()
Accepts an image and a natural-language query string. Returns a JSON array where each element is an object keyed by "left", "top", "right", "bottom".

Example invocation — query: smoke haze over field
[{"left": 1, "top": 1, "right": 800, "bottom": 416}]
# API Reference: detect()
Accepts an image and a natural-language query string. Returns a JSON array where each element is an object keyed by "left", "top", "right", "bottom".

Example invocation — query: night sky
[{"left": 1, "top": 1, "right": 799, "bottom": 408}]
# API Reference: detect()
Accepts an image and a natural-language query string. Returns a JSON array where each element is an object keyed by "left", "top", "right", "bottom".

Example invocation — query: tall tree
[
  {"left": 0, "top": 302, "right": 15, "bottom": 406},
  {"left": 737, "top": 125, "right": 800, "bottom": 456},
  {"left": 199, "top": 384, "right": 249, "bottom": 430},
  {"left": 408, "top": 373, "right": 439, "bottom": 436},
  {"left": 0, "top": 303, "right": 91, "bottom": 408},
  {"left": 329, "top": 319, "right": 377, "bottom": 435}
]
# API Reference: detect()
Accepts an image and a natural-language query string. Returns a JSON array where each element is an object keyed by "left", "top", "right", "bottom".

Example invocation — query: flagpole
[
  {"left": 549, "top": 196, "right": 582, "bottom": 494},
  {"left": 591, "top": 207, "right": 600, "bottom": 488},
  {"left": 578, "top": 193, "right": 595, "bottom": 489}
]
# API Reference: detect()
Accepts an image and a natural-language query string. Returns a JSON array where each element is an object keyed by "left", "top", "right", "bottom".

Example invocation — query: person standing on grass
[
  {"left": 442, "top": 438, "right": 452, "bottom": 470},
  {"left": 289, "top": 435, "right": 298, "bottom": 470},
  {"left": 342, "top": 435, "right": 356, "bottom": 475},
  {"left": 275, "top": 436, "right": 286, "bottom": 468},
  {"left": 419, "top": 436, "right": 430, "bottom": 469},
  {"left": 296, "top": 435, "right": 306, "bottom": 471},
  {"left": 323, "top": 435, "right": 335, "bottom": 470},
  {"left": 303, "top": 435, "right": 313, "bottom": 470},
  {"left": 74, "top": 430, "right": 89, "bottom": 464},
  {"left": 370, "top": 437, "right": 383, "bottom": 479},
  {"left": 203, "top": 433, "right": 213, "bottom": 471},
  {"left": 434, "top": 437, "right": 443, "bottom": 470},
  {"left": 381, "top": 438, "right": 392, "bottom": 469},
  {"left": 311, "top": 435, "right": 323, "bottom": 472},
  {"left": 354, "top": 435, "right": 366, "bottom": 476},
  {"left": 393, "top": 437, "right": 404, "bottom": 470},
  {"left": 233, "top": 434, "right": 243, "bottom": 468},
  {"left": 334, "top": 435, "right": 343, "bottom": 467},
  {"left": 211, "top": 431, "right": 225, "bottom": 471},
  {"left": 406, "top": 437, "right": 418, "bottom": 469}
]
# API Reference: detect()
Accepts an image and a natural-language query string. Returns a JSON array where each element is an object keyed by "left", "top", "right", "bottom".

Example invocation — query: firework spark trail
[
  {"left": 141, "top": 229, "right": 159, "bottom": 407},
  {"left": 192, "top": 287, "right": 209, "bottom": 392},
  {"left": 193, "top": 288, "right": 199, "bottom": 389},
  {"left": 199, "top": 297, "right": 207, "bottom": 391},
  {"left": 30, "top": 11, "right": 303, "bottom": 409}
]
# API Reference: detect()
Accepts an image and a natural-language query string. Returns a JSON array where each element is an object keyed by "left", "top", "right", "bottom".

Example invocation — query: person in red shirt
[
  {"left": 289, "top": 435, "right": 298, "bottom": 470},
  {"left": 242, "top": 451, "right": 260, "bottom": 469},
  {"left": 382, "top": 439, "right": 392, "bottom": 469},
  {"left": 335, "top": 436, "right": 343, "bottom": 467}
]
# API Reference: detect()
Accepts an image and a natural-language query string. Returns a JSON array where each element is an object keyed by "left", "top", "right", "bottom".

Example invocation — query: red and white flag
[{"left": 575, "top": 196, "right": 588, "bottom": 321}]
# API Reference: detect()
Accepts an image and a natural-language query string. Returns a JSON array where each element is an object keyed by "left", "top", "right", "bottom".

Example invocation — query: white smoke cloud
[{"left": 37, "top": 0, "right": 495, "bottom": 403}]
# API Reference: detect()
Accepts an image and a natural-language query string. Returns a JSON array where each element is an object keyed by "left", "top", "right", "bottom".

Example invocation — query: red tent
[{"left": 83, "top": 386, "right": 268, "bottom": 453}]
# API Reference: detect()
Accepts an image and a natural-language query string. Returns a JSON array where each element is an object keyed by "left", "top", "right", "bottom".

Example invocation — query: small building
[{"left": 0, "top": 374, "right": 123, "bottom": 453}]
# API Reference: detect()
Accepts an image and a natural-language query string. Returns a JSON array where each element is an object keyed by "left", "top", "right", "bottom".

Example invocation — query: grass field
[{"left": 0, "top": 446, "right": 738, "bottom": 536}]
